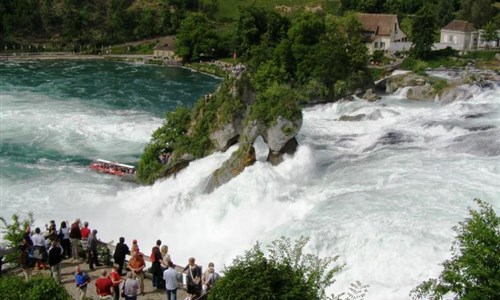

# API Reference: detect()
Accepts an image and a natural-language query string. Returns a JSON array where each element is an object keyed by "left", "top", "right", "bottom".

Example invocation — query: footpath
[{"left": 13, "top": 258, "right": 188, "bottom": 300}]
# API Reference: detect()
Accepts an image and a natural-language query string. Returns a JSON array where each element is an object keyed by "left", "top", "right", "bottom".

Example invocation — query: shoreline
[
  {"left": 0, "top": 52, "right": 153, "bottom": 62},
  {"left": 0, "top": 52, "right": 226, "bottom": 78}
]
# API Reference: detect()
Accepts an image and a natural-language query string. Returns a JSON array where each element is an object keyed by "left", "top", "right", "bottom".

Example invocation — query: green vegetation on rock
[{"left": 247, "top": 83, "right": 301, "bottom": 126}]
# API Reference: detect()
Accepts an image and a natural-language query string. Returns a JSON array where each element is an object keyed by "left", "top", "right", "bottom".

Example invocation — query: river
[{"left": 1, "top": 60, "right": 499, "bottom": 299}]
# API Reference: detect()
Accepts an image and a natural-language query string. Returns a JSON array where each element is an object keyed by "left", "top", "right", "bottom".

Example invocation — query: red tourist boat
[{"left": 89, "top": 159, "right": 136, "bottom": 178}]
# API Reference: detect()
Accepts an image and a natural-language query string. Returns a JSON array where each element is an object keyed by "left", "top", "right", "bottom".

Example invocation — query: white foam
[{"left": 1, "top": 79, "right": 499, "bottom": 300}]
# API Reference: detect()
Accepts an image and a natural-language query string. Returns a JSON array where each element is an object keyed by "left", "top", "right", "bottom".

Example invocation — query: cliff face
[{"left": 162, "top": 70, "right": 303, "bottom": 192}]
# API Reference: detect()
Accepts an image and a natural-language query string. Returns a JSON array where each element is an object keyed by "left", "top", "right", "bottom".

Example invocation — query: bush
[
  {"left": 247, "top": 83, "right": 302, "bottom": 126},
  {"left": 411, "top": 198, "right": 500, "bottom": 299},
  {"left": 209, "top": 236, "right": 368, "bottom": 300},
  {"left": 0, "top": 213, "right": 34, "bottom": 265},
  {"left": 462, "top": 50, "right": 499, "bottom": 61},
  {"left": 0, "top": 274, "right": 71, "bottom": 300}
]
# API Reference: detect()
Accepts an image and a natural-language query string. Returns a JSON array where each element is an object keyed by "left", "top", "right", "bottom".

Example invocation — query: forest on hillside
[{"left": 1, "top": 0, "right": 498, "bottom": 49}]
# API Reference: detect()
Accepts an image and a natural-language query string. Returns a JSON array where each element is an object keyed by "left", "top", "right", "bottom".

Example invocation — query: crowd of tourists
[{"left": 18, "top": 218, "right": 220, "bottom": 300}]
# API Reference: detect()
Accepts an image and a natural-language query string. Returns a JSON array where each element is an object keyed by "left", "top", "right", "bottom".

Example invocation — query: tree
[
  {"left": 411, "top": 4, "right": 437, "bottom": 59},
  {"left": 411, "top": 198, "right": 500, "bottom": 299},
  {"left": 209, "top": 236, "right": 368, "bottom": 300},
  {"left": 0, "top": 213, "right": 34, "bottom": 265},
  {"left": 482, "top": 22, "right": 499, "bottom": 49},
  {"left": 459, "top": 0, "right": 498, "bottom": 29},
  {"left": 175, "top": 12, "right": 219, "bottom": 62},
  {"left": 436, "top": 0, "right": 458, "bottom": 28}
]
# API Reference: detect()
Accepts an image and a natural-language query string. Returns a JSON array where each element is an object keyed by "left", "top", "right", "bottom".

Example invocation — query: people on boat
[{"left": 90, "top": 160, "right": 136, "bottom": 176}]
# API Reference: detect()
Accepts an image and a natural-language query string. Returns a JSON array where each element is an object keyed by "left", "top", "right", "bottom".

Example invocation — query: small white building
[
  {"left": 358, "top": 13, "right": 408, "bottom": 54},
  {"left": 153, "top": 36, "right": 177, "bottom": 59},
  {"left": 439, "top": 20, "right": 478, "bottom": 51},
  {"left": 437, "top": 20, "right": 500, "bottom": 51}
]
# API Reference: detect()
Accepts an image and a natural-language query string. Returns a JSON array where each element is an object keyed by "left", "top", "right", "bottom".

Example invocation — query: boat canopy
[{"left": 93, "top": 159, "right": 135, "bottom": 170}]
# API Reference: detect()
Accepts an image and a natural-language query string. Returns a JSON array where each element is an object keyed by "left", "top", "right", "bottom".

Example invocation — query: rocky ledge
[
  {"left": 372, "top": 68, "right": 499, "bottom": 103},
  {"left": 160, "top": 71, "right": 302, "bottom": 193}
]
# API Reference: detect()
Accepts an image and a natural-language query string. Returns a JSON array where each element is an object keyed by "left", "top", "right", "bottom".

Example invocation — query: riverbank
[{"left": 0, "top": 52, "right": 228, "bottom": 77}]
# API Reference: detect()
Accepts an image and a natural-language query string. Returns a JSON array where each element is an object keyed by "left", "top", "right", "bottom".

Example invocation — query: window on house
[
  {"left": 452, "top": 35, "right": 457, "bottom": 45},
  {"left": 381, "top": 42, "right": 385, "bottom": 48},
  {"left": 444, "top": 35, "right": 448, "bottom": 43},
  {"left": 394, "top": 23, "right": 398, "bottom": 34},
  {"left": 374, "top": 42, "right": 378, "bottom": 48}
]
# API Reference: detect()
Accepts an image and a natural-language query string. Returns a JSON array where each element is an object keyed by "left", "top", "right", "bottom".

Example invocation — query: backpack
[
  {"left": 208, "top": 272, "right": 220, "bottom": 287},
  {"left": 150, "top": 247, "right": 161, "bottom": 263}
]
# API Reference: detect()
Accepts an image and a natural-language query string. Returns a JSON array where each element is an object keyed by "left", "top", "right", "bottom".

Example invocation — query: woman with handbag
[{"left": 183, "top": 257, "right": 201, "bottom": 300}]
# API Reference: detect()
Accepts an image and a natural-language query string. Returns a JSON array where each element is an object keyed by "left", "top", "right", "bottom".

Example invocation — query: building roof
[
  {"left": 154, "top": 36, "right": 176, "bottom": 51},
  {"left": 358, "top": 13, "right": 398, "bottom": 36},
  {"left": 442, "top": 20, "right": 476, "bottom": 32}
]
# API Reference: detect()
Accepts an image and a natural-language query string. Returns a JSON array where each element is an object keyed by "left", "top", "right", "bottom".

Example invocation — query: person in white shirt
[{"left": 31, "top": 227, "right": 48, "bottom": 270}]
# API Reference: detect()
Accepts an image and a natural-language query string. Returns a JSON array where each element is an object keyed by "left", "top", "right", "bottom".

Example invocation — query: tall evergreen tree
[{"left": 411, "top": 4, "right": 437, "bottom": 59}]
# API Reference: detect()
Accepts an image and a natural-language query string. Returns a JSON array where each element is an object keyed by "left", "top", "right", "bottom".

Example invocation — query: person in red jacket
[
  {"left": 95, "top": 269, "right": 114, "bottom": 299},
  {"left": 80, "top": 221, "right": 91, "bottom": 261}
]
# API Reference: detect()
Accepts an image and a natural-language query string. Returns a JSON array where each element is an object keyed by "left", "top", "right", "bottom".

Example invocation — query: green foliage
[
  {"left": 459, "top": 0, "right": 498, "bottom": 29},
  {"left": 462, "top": 51, "right": 499, "bottom": 61},
  {"left": 252, "top": 60, "right": 288, "bottom": 92},
  {"left": 0, "top": 213, "right": 34, "bottom": 265},
  {"left": 482, "top": 22, "right": 499, "bottom": 49},
  {"left": 175, "top": 12, "right": 221, "bottom": 62},
  {"left": 411, "top": 4, "right": 438, "bottom": 59},
  {"left": 371, "top": 50, "right": 385, "bottom": 64},
  {"left": 0, "top": 0, "right": 194, "bottom": 45},
  {"left": 401, "top": 57, "right": 428, "bottom": 74},
  {"left": 209, "top": 236, "right": 353, "bottom": 300},
  {"left": 248, "top": 83, "right": 302, "bottom": 126},
  {"left": 411, "top": 198, "right": 500, "bottom": 300},
  {"left": 0, "top": 274, "right": 71, "bottom": 300},
  {"left": 137, "top": 106, "right": 192, "bottom": 184},
  {"left": 431, "top": 79, "right": 449, "bottom": 94}
]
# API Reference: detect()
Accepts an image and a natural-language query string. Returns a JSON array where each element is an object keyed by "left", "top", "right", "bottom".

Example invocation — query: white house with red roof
[{"left": 358, "top": 13, "right": 409, "bottom": 54}]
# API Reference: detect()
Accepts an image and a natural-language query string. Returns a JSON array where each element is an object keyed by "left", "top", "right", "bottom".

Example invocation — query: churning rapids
[{"left": 1, "top": 61, "right": 499, "bottom": 299}]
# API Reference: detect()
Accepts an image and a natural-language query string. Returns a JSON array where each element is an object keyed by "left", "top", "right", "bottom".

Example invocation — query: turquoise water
[
  {"left": 0, "top": 60, "right": 219, "bottom": 174},
  {"left": 0, "top": 60, "right": 220, "bottom": 219}
]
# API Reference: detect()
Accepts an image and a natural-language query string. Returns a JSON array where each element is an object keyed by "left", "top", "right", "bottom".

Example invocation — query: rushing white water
[{"left": 1, "top": 62, "right": 499, "bottom": 299}]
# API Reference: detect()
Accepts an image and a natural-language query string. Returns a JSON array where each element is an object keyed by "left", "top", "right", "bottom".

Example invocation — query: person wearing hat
[
  {"left": 128, "top": 250, "right": 145, "bottom": 295},
  {"left": 131, "top": 239, "right": 139, "bottom": 256},
  {"left": 87, "top": 229, "right": 102, "bottom": 270}
]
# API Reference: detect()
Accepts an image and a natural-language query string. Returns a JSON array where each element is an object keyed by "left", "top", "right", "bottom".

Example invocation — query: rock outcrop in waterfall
[{"left": 137, "top": 70, "right": 302, "bottom": 191}]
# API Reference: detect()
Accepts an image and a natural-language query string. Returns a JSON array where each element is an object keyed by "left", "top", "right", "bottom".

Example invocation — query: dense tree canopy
[{"left": 411, "top": 4, "right": 438, "bottom": 59}]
